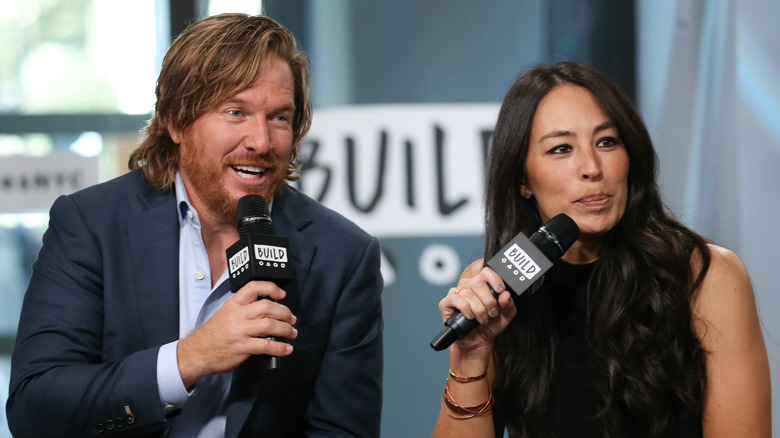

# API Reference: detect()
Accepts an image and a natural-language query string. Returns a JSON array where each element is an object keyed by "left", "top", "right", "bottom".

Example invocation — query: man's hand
[{"left": 176, "top": 281, "right": 298, "bottom": 388}]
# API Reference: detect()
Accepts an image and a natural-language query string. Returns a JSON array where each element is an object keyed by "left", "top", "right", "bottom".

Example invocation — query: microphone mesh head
[
  {"left": 236, "top": 194, "right": 273, "bottom": 235},
  {"left": 530, "top": 213, "right": 580, "bottom": 259},
  {"left": 545, "top": 213, "right": 579, "bottom": 248}
]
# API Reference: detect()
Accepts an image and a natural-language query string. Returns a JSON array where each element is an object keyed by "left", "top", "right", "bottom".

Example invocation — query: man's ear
[{"left": 167, "top": 119, "right": 182, "bottom": 144}]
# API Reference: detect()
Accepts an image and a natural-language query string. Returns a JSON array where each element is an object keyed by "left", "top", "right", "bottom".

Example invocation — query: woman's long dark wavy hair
[{"left": 485, "top": 62, "right": 711, "bottom": 437}]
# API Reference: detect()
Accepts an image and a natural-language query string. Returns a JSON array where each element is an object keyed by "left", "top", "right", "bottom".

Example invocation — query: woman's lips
[{"left": 577, "top": 194, "right": 610, "bottom": 208}]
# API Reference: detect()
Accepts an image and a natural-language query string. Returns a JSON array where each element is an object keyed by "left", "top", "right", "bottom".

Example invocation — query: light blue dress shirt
[{"left": 155, "top": 172, "right": 234, "bottom": 437}]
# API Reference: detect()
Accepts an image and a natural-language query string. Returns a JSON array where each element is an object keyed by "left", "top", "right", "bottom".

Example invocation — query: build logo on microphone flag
[
  {"left": 228, "top": 244, "right": 288, "bottom": 278},
  {"left": 254, "top": 244, "right": 288, "bottom": 267},
  {"left": 487, "top": 232, "right": 552, "bottom": 295},
  {"left": 228, "top": 246, "right": 251, "bottom": 276},
  {"left": 502, "top": 243, "right": 541, "bottom": 280}
]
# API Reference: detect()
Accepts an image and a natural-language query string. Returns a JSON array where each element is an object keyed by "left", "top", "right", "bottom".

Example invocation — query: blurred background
[{"left": 1, "top": 0, "right": 778, "bottom": 436}]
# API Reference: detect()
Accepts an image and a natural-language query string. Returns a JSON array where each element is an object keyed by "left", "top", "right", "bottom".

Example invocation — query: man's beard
[{"left": 179, "top": 148, "right": 289, "bottom": 221}]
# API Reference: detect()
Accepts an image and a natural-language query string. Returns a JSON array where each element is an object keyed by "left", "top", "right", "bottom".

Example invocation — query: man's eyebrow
[
  {"left": 275, "top": 102, "right": 296, "bottom": 113},
  {"left": 224, "top": 95, "right": 248, "bottom": 104}
]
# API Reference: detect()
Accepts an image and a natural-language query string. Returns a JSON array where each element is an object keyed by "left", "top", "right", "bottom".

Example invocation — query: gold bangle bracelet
[
  {"left": 448, "top": 369, "right": 487, "bottom": 383},
  {"left": 441, "top": 379, "right": 493, "bottom": 419}
]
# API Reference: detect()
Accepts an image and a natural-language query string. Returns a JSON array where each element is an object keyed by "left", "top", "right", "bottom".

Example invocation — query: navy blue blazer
[{"left": 7, "top": 170, "right": 383, "bottom": 437}]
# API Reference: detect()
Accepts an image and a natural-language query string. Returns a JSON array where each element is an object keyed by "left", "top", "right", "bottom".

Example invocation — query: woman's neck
[{"left": 561, "top": 235, "right": 603, "bottom": 264}]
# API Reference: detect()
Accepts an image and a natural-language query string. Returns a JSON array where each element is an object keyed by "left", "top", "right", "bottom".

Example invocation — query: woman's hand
[
  {"left": 438, "top": 259, "right": 517, "bottom": 356},
  {"left": 433, "top": 259, "right": 516, "bottom": 438}
]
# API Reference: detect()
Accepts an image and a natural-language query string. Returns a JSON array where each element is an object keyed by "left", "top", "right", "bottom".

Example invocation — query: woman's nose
[{"left": 580, "top": 148, "right": 603, "bottom": 180}]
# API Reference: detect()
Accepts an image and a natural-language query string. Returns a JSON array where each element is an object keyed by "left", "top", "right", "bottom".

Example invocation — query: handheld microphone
[
  {"left": 226, "top": 194, "right": 294, "bottom": 369},
  {"left": 430, "top": 213, "right": 579, "bottom": 351}
]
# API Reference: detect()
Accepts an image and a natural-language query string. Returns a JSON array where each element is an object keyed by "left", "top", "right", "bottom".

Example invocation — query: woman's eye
[
  {"left": 597, "top": 136, "right": 620, "bottom": 147},
  {"left": 548, "top": 144, "right": 572, "bottom": 154}
]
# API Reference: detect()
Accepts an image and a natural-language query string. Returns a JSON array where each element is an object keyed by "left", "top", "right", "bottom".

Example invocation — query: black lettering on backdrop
[
  {"left": 405, "top": 140, "right": 415, "bottom": 208},
  {"left": 346, "top": 131, "right": 388, "bottom": 213},
  {"left": 481, "top": 129, "right": 494, "bottom": 162},
  {"left": 34, "top": 173, "right": 50, "bottom": 189},
  {"left": 296, "top": 125, "right": 494, "bottom": 217},
  {"left": 0, "top": 170, "right": 83, "bottom": 193},
  {"left": 435, "top": 126, "right": 468, "bottom": 216}
]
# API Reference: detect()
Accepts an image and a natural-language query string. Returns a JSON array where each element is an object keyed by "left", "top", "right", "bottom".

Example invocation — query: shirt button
[
  {"left": 187, "top": 210, "right": 194, "bottom": 220},
  {"left": 196, "top": 271, "right": 205, "bottom": 280}
]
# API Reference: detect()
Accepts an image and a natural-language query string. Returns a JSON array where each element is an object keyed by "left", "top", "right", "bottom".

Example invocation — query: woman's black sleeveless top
[{"left": 540, "top": 260, "right": 703, "bottom": 438}]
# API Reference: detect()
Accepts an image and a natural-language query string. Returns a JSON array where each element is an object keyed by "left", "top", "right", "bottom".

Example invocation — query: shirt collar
[{"left": 174, "top": 171, "right": 195, "bottom": 228}]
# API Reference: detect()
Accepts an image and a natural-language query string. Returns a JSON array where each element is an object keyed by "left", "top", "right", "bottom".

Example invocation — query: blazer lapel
[
  {"left": 270, "top": 186, "right": 315, "bottom": 314},
  {"left": 126, "top": 184, "right": 180, "bottom": 347}
]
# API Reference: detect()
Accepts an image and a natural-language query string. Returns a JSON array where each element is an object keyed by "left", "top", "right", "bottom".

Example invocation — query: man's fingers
[
  {"left": 245, "top": 298, "right": 296, "bottom": 326},
  {"left": 247, "top": 316, "right": 298, "bottom": 341},
  {"left": 232, "top": 281, "right": 287, "bottom": 304},
  {"left": 249, "top": 336, "right": 294, "bottom": 357}
]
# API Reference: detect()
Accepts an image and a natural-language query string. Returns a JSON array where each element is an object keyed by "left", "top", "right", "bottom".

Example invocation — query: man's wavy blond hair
[{"left": 128, "top": 13, "right": 312, "bottom": 189}]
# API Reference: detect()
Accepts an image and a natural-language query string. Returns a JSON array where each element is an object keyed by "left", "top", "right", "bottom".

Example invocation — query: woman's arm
[
  {"left": 432, "top": 260, "right": 516, "bottom": 438},
  {"left": 692, "top": 244, "right": 771, "bottom": 437}
]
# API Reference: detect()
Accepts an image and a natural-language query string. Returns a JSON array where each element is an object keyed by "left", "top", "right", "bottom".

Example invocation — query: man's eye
[{"left": 273, "top": 114, "right": 292, "bottom": 124}]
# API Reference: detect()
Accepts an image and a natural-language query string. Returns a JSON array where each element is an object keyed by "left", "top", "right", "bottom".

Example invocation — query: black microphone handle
[{"left": 429, "top": 286, "right": 501, "bottom": 351}]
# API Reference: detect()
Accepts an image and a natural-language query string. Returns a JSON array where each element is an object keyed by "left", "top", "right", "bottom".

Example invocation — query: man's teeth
[{"left": 233, "top": 165, "right": 266, "bottom": 178}]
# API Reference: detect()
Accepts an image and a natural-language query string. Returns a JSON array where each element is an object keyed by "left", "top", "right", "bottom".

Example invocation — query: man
[{"left": 6, "top": 14, "right": 383, "bottom": 437}]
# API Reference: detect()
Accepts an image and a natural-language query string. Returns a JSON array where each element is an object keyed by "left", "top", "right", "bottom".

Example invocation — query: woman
[{"left": 432, "top": 62, "right": 770, "bottom": 438}]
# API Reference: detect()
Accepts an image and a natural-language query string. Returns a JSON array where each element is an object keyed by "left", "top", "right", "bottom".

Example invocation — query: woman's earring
[{"left": 521, "top": 186, "right": 532, "bottom": 199}]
